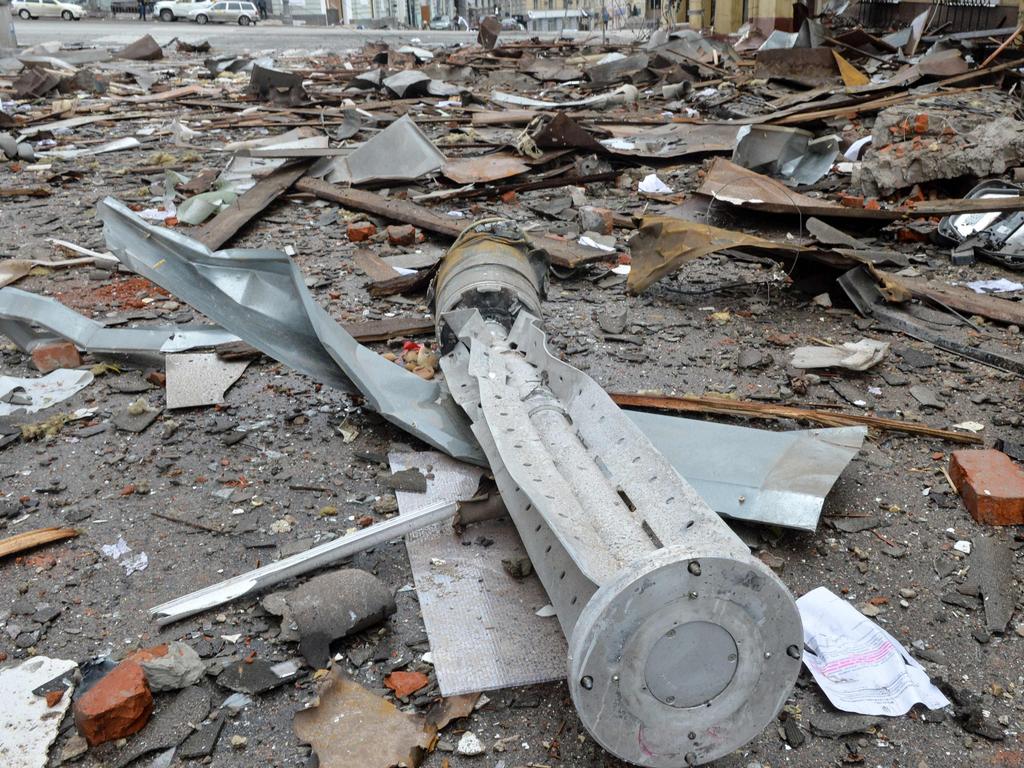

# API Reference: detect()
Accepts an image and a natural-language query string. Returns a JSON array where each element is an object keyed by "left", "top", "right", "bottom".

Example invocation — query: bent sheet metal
[{"left": 97, "top": 197, "right": 484, "bottom": 464}]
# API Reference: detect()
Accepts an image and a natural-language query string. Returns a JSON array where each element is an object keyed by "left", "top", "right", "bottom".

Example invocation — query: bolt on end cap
[{"left": 567, "top": 548, "right": 803, "bottom": 766}]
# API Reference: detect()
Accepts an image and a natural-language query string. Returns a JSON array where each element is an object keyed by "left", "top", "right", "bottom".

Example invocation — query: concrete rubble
[{"left": 0, "top": 12, "right": 1023, "bottom": 768}]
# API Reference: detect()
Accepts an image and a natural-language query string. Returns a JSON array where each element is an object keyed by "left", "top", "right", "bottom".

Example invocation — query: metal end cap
[{"left": 567, "top": 546, "right": 803, "bottom": 766}]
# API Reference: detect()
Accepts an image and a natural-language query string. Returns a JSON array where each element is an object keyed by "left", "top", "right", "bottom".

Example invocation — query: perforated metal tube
[{"left": 435, "top": 222, "right": 804, "bottom": 766}]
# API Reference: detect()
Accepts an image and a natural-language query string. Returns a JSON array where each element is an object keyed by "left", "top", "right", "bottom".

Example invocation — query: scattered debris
[{"left": 2, "top": 21, "right": 1024, "bottom": 768}]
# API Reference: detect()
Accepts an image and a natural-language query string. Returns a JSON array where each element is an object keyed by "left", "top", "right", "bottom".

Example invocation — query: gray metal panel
[
  {"left": 626, "top": 411, "right": 866, "bottom": 531},
  {"left": 98, "top": 198, "right": 484, "bottom": 465},
  {"left": 390, "top": 451, "right": 567, "bottom": 696},
  {"left": 0, "top": 287, "right": 238, "bottom": 362}
]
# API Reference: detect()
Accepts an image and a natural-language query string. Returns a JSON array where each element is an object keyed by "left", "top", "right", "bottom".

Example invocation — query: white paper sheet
[
  {"left": 0, "top": 369, "right": 93, "bottom": 416},
  {"left": 797, "top": 587, "right": 950, "bottom": 716},
  {"left": 638, "top": 173, "right": 673, "bottom": 194}
]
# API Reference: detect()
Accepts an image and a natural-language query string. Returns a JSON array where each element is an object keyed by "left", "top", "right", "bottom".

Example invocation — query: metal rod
[{"left": 149, "top": 499, "right": 458, "bottom": 625}]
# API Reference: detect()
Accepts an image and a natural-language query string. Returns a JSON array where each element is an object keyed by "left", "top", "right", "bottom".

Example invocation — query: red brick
[
  {"left": 385, "top": 224, "right": 416, "bottom": 246},
  {"left": 949, "top": 449, "right": 1024, "bottom": 526},
  {"left": 31, "top": 341, "right": 81, "bottom": 373},
  {"left": 73, "top": 661, "right": 153, "bottom": 746},
  {"left": 347, "top": 221, "right": 376, "bottom": 242}
]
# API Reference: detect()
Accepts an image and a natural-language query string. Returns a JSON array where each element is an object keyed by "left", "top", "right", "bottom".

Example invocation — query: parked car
[
  {"left": 188, "top": 0, "right": 257, "bottom": 24},
  {"left": 12, "top": 0, "right": 86, "bottom": 19},
  {"left": 155, "top": 0, "right": 210, "bottom": 21},
  {"left": 500, "top": 16, "right": 524, "bottom": 30},
  {"left": 427, "top": 14, "right": 451, "bottom": 29}
]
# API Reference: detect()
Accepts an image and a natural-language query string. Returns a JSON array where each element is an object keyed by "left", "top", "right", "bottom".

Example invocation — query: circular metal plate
[
  {"left": 644, "top": 621, "right": 738, "bottom": 708},
  {"left": 567, "top": 546, "right": 803, "bottom": 767}
]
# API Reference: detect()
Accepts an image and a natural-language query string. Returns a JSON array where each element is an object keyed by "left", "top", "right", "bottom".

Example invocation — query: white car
[
  {"left": 154, "top": 0, "right": 210, "bottom": 21},
  {"left": 188, "top": 0, "right": 257, "bottom": 24},
  {"left": 13, "top": 0, "right": 86, "bottom": 19}
]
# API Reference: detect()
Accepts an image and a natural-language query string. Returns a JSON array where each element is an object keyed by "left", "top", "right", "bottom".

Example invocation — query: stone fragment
[
  {"left": 950, "top": 449, "right": 1024, "bottom": 525},
  {"left": 109, "top": 686, "right": 211, "bottom": 768},
  {"left": 73, "top": 661, "right": 153, "bottom": 746},
  {"left": 31, "top": 341, "right": 81, "bottom": 374},
  {"left": 287, "top": 569, "right": 397, "bottom": 668},
  {"left": 178, "top": 712, "right": 225, "bottom": 759},
  {"left": 578, "top": 206, "right": 614, "bottom": 235},
  {"left": 383, "top": 468, "right": 427, "bottom": 493},
  {"left": 140, "top": 641, "right": 206, "bottom": 692},
  {"left": 596, "top": 304, "right": 628, "bottom": 335},
  {"left": 808, "top": 712, "right": 881, "bottom": 738},
  {"left": 215, "top": 658, "right": 298, "bottom": 694},
  {"left": 457, "top": 730, "right": 486, "bottom": 756}
]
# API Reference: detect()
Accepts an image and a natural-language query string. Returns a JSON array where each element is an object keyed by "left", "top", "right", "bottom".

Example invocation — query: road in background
[{"left": 10, "top": 17, "right": 616, "bottom": 50}]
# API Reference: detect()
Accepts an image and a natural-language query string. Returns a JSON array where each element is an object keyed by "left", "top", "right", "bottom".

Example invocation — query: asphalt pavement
[{"left": 10, "top": 17, "right": 592, "bottom": 51}]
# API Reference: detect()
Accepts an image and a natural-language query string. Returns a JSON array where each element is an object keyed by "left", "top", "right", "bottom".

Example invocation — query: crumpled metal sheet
[
  {"left": 313, "top": 114, "right": 446, "bottom": 185},
  {"left": 0, "top": 287, "right": 238, "bottom": 361},
  {"left": 601, "top": 122, "right": 738, "bottom": 160},
  {"left": 627, "top": 413, "right": 866, "bottom": 530},
  {"left": 442, "top": 153, "right": 530, "bottom": 184},
  {"left": 733, "top": 125, "right": 839, "bottom": 186},
  {"left": 698, "top": 156, "right": 843, "bottom": 211},
  {"left": 626, "top": 215, "right": 807, "bottom": 293},
  {"left": 98, "top": 198, "right": 484, "bottom": 464},
  {"left": 248, "top": 64, "right": 307, "bottom": 106}
]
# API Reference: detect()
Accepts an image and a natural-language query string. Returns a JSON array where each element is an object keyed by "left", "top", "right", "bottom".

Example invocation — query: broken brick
[
  {"left": 386, "top": 224, "right": 416, "bottom": 246},
  {"left": 950, "top": 449, "right": 1024, "bottom": 526},
  {"left": 73, "top": 660, "right": 154, "bottom": 746},
  {"left": 31, "top": 341, "right": 81, "bottom": 373},
  {"left": 384, "top": 670, "right": 429, "bottom": 698},
  {"left": 347, "top": 221, "right": 376, "bottom": 242},
  {"left": 838, "top": 193, "right": 864, "bottom": 208}
]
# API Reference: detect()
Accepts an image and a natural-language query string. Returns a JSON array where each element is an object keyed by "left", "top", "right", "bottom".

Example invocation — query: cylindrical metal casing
[{"left": 437, "top": 222, "right": 804, "bottom": 767}]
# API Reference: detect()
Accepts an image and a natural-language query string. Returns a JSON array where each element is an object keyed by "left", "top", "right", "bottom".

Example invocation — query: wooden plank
[
  {"left": 296, "top": 178, "right": 465, "bottom": 238},
  {"left": 610, "top": 392, "right": 983, "bottom": 444},
  {"left": 342, "top": 316, "right": 434, "bottom": 342},
  {"left": 0, "top": 527, "right": 79, "bottom": 559},
  {"left": 296, "top": 178, "right": 610, "bottom": 269},
  {"left": 351, "top": 248, "right": 401, "bottom": 281},
  {"left": 718, "top": 194, "right": 1024, "bottom": 221},
  {"left": 193, "top": 160, "right": 312, "bottom": 250},
  {"left": 891, "top": 275, "right": 1024, "bottom": 326}
]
